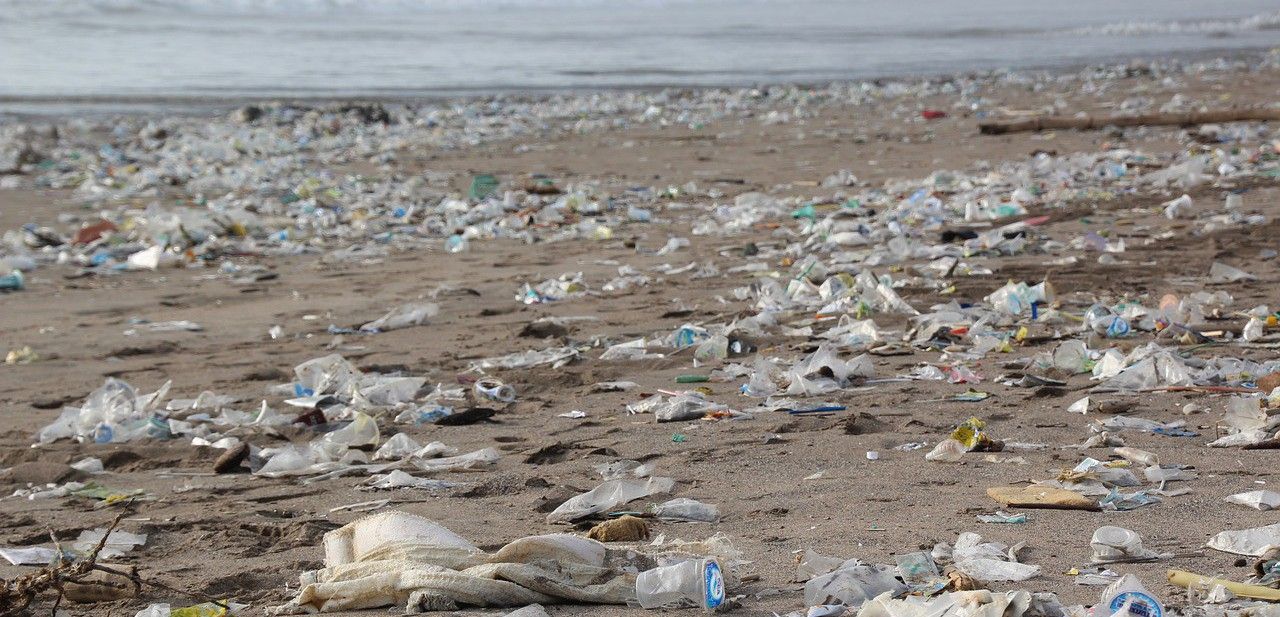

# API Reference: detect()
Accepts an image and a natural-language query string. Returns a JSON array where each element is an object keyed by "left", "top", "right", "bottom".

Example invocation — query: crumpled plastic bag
[
  {"left": 546, "top": 476, "right": 676, "bottom": 523},
  {"left": 35, "top": 377, "right": 172, "bottom": 444},
  {"left": 271, "top": 511, "right": 731, "bottom": 614},
  {"left": 474, "top": 346, "right": 579, "bottom": 370},
  {"left": 1208, "top": 262, "right": 1256, "bottom": 284},
  {"left": 804, "top": 562, "right": 906, "bottom": 608},
  {"left": 1207, "top": 396, "right": 1280, "bottom": 447},
  {"left": 985, "top": 281, "right": 1049, "bottom": 315},
  {"left": 784, "top": 343, "right": 874, "bottom": 395},
  {"left": 502, "top": 605, "right": 551, "bottom": 617},
  {"left": 1225, "top": 490, "right": 1280, "bottom": 511},
  {"left": 857, "top": 589, "right": 1037, "bottom": 617},
  {"left": 360, "top": 302, "right": 439, "bottom": 332},
  {"left": 652, "top": 393, "right": 722, "bottom": 423},
  {"left": 1207, "top": 522, "right": 1280, "bottom": 557},
  {"left": 935, "top": 532, "right": 1040, "bottom": 583},
  {"left": 74, "top": 529, "right": 148, "bottom": 560},
  {"left": 1089, "top": 527, "right": 1167, "bottom": 563}
]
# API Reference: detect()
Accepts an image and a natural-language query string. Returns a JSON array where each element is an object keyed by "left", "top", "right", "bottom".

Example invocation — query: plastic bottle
[
  {"left": 650, "top": 498, "right": 720, "bottom": 522},
  {"left": 474, "top": 378, "right": 516, "bottom": 403},
  {"left": 360, "top": 302, "right": 438, "bottom": 332},
  {"left": 635, "top": 558, "right": 725, "bottom": 611},
  {"left": 445, "top": 234, "right": 468, "bottom": 253},
  {"left": 1113, "top": 447, "right": 1157, "bottom": 467},
  {"left": 1099, "top": 574, "right": 1163, "bottom": 617},
  {"left": 0, "top": 270, "right": 23, "bottom": 291}
]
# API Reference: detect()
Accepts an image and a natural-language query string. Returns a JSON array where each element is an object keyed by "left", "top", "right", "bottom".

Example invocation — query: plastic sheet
[
  {"left": 546, "top": 477, "right": 676, "bottom": 524},
  {"left": 273, "top": 511, "right": 731, "bottom": 613},
  {"left": 360, "top": 302, "right": 438, "bottom": 332},
  {"left": 1207, "top": 523, "right": 1280, "bottom": 557}
]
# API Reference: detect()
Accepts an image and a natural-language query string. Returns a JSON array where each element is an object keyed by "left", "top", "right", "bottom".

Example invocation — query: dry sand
[{"left": 3, "top": 61, "right": 1280, "bottom": 616}]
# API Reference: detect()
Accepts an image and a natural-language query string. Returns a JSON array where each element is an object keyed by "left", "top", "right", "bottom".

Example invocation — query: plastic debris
[
  {"left": 546, "top": 476, "right": 676, "bottom": 523},
  {"left": 359, "top": 302, "right": 439, "bottom": 332},
  {"left": 271, "top": 511, "right": 737, "bottom": 612},
  {"left": 1225, "top": 490, "right": 1280, "bottom": 511},
  {"left": 1090, "top": 527, "right": 1169, "bottom": 563},
  {"left": 1207, "top": 522, "right": 1280, "bottom": 557}
]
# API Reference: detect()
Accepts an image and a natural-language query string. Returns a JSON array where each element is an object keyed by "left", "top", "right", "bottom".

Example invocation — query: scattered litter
[
  {"left": 271, "top": 511, "right": 738, "bottom": 612},
  {"left": 1090, "top": 527, "right": 1169, "bottom": 563},
  {"left": 977, "top": 511, "right": 1027, "bottom": 524},
  {"left": 1207, "top": 522, "right": 1280, "bottom": 557},
  {"left": 1225, "top": 490, "right": 1280, "bottom": 511}
]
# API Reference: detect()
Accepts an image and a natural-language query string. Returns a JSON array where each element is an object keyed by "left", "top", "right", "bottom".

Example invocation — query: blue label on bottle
[
  {"left": 704, "top": 561, "right": 724, "bottom": 609},
  {"left": 1110, "top": 591, "right": 1162, "bottom": 617}
]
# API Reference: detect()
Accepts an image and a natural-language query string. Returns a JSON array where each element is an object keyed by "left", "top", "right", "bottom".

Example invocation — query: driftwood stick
[
  {"left": 0, "top": 506, "right": 133, "bottom": 616},
  {"left": 979, "top": 108, "right": 1280, "bottom": 135}
]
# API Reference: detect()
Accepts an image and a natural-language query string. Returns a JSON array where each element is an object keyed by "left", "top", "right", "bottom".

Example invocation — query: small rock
[
  {"left": 435, "top": 407, "right": 497, "bottom": 426},
  {"left": 519, "top": 320, "right": 569, "bottom": 339},
  {"left": 586, "top": 515, "right": 650, "bottom": 542},
  {"left": 212, "top": 443, "right": 251, "bottom": 474},
  {"left": 233, "top": 105, "right": 263, "bottom": 124}
]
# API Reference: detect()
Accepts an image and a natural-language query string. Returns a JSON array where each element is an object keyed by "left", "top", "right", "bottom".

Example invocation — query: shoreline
[{"left": 2, "top": 46, "right": 1277, "bottom": 120}]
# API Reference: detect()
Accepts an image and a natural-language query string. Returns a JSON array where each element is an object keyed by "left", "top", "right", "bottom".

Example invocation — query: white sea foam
[{"left": 1070, "top": 11, "right": 1280, "bottom": 36}]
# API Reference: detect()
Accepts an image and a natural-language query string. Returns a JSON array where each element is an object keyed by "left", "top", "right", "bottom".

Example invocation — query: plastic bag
[
  {"left": 650, "top": 498, "right": 720, "bottom": 522},
  {"left": 1207, "top": 522, "right": 1280, "bottom": 556},
  {"left": 1208, "top": 262, "right": 1255, "bottom": 283},
  {"left": 546, "top": 477, "right": 675, "bottom": 523},
  {"left": 804, "top": 563, "right": 906, "bottom": 608},
  {"left": 1225, "top": 490, "right": 1280, "bottom": 511},
  {"left": 360, "top": 302, "right": 439, "bottom": 332}
]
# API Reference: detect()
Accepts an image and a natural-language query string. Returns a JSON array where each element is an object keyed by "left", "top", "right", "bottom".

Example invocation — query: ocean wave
[
  {"left": 0, "top": 0, "right": 774, "bottom": 18},
  {"left": 1071, "top": 11, "right": 1280, "bottom": 36}
]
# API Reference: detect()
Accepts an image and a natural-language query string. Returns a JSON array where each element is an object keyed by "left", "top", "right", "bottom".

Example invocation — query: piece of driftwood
[
  {"left": 979, "top": 108, "right": 1280, "bottom": 135},
  {"left": 0, "top": 505, "right": 229, "bottom": 616}
]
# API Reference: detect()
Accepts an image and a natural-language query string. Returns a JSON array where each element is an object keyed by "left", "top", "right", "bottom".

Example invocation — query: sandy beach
[{"left": 3, "top": 51, "right": 1280, "bottom": 617}]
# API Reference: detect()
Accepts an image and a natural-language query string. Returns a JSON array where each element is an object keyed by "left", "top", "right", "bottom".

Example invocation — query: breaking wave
[{"left": 1070, "top": 11, "right": 1280, "bottom": 36}]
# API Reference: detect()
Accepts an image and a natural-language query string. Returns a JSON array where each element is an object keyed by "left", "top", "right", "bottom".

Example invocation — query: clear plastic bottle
[
  {"left": 636, "top": 558, "right": 725, "bottom": 611},
  {"left": 445, "top": 234, "right": 468, "bottom": 253},
  {"left": 474, "top": 378, "right": 516, "bottom": 403},
  {"left": 650, "top": 498, "right": 720, "bottom": 522}
]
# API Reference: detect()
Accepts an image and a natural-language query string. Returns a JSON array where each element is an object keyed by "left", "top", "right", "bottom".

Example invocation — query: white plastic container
[
  {"left": 1099, "top": 574, "right": 1163, "bottom": 617},
  {"left": 636, "top": 558, "right": 725, "bottom": 611}
]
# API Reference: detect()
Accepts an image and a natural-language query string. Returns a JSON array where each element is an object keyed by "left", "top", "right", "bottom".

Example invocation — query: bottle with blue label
[
  {"left": 1099, "top": 574, "right": 1163, "bottom": 617},
  {"left": 636, "top": 558, "right": 725, "bottom": 611}
]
